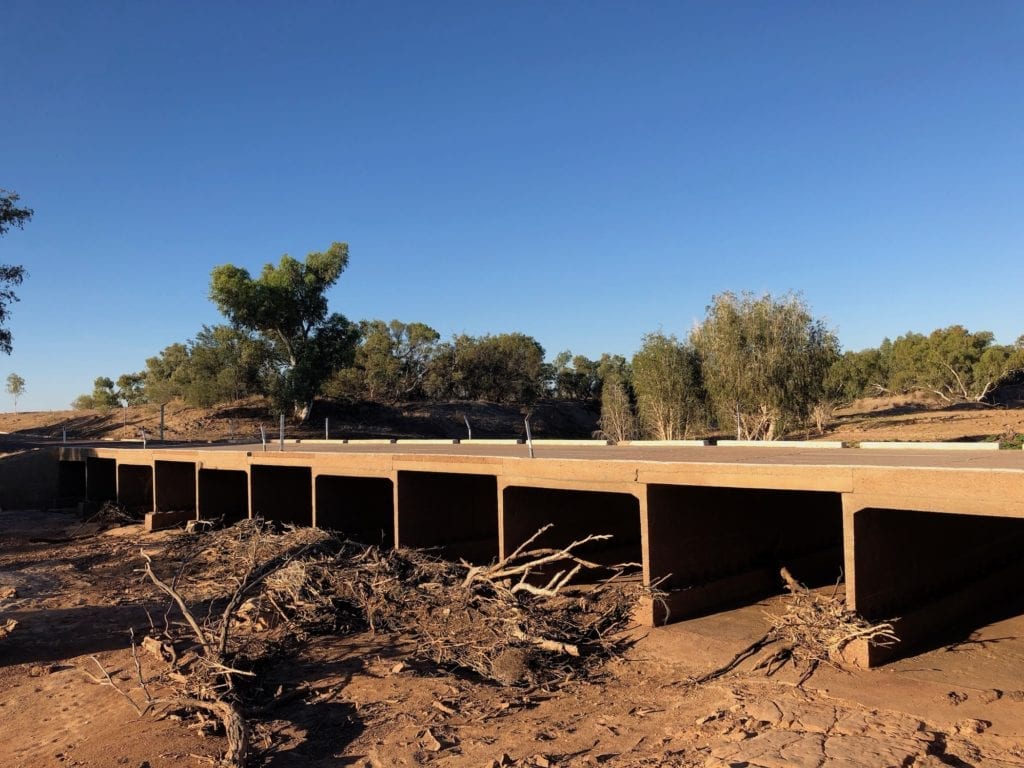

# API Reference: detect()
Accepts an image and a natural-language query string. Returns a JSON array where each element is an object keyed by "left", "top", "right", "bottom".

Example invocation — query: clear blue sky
[{"left": 2, "top": 1, "right": 1022, "bottom": 411}]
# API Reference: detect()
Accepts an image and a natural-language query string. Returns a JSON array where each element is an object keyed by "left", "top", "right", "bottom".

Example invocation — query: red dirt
[{"left": 2, "top": 508, "right": 1024, "bottom": 767}]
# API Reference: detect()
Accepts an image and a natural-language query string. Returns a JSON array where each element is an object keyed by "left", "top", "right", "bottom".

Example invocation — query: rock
[{"left": 954, "top": 718, "right": 991, "bottom": 735}]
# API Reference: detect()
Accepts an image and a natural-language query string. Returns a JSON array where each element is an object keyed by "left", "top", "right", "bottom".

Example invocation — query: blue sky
[{"left": 2, "top": 1, "right": 1023, "bottom": 411}]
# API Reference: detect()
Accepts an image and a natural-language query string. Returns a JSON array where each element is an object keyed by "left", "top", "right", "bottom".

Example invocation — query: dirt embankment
[
  {"left": 3, "top": 390, "right": 1024, "bottom": 445},
  {"left": 0, "top": 398, "right": 603, "bottom": 444}
]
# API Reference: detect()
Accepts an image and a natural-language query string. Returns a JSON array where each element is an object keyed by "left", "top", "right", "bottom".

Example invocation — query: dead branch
[{"left": 691, "top": 566, "right": 898, "bottom": 687}]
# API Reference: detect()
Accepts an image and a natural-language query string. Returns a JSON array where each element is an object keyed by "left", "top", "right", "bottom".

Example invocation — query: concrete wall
[
  {"left": 251, "top": 465, "right": 312, "bottom": 525},
  {"left": 315, "top": 475, "right": 394, "bottom": 546},
  {"left": 501, "top": 486, "right": 641, "bottom": 579},
  {"left": 154, "top": 461, "right": 196, "bottom": 512},
  {"left": 645, "top": 485, "right": 843, "bottom": 623},
  {"left": 0, "top": 449, "right": 60, "bottom": 509},
  {"left": 198, "top": 468, "right": 249, "bottom": 524},
  {"left": 117, "top": 464, "right": 153, "bottom": 511},
  {"left": 396, "top": 471, "right": 498, "bottom": 563}
]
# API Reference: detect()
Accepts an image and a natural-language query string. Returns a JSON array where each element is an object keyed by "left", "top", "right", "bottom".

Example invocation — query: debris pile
[
  {"left": 693, "top": 567, "right": 898, "bottom": 686},
  {"left": 98, "top": 518, "right": 646, "bottom": 766}
]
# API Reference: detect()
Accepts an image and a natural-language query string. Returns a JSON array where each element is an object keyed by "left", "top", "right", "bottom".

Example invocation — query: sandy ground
[{"left": 2, "top": 509, "right": 1024, "bottom": 767}]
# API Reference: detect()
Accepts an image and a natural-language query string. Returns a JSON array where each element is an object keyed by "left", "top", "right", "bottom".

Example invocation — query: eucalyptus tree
[
  {"left": 631, "top": 332, "right": 705, "bottom": 440},
  {"left": 5, "top": 372, "right": 24, "bottom": 412},
  {"left": 693, "top": 292, "right": 838, "bottom": 441},
  {"left": 0, "top": 188, "right": 32, "bottom": 354},
  {"left": 210, "top": 242, "right": 359, "bottom": 420},
  {"left": 597, "top": 371, "right": 638, "bottom": 442}
]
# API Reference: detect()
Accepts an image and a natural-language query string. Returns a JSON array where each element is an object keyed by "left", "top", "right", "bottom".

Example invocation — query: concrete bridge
[{"left": 11, "top": 439, "right": 1024, "bottom": 667}]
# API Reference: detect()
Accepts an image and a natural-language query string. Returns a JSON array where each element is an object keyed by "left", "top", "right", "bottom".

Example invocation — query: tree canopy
[
  {"left": 6, "top": 372, "right": 24, "bottom": 412},
  {"left": 631, "top": 332, "right": 705, "bottom": 440},
  {"left": 210, "top": 243, "right": 358, "bottom": 419},
  {"left": 0, "top": 189, "right": 31, "bottom": 355},
  {"left": 693, "top": 292, "right": 838, "bottom": 440}
]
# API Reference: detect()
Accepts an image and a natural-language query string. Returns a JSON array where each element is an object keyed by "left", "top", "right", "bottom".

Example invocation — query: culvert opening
[
  {"left": 86, "top": 457, "right": 117, "bottom": 504},
  {"left": 646, "top": 485, "right": 843, "bottom": 624},
  {"left": 117, "top": 464, "right": 153, "bottom": 512},
  {"left": 316, "top": 475, "right": 394, "bottom": 547},
  {"left": 396, "top": 471, "right": 498, "bottom": 564},
  {"left": 502, "top": 486, "right": 642, "bottom": 582},
  {"left": 850, "top": 507, "right": 1024, "bottom": 663},
  {"left": 198, "top": 468, "right": 249, "bottom": 524},
  {"left": 57, "top": 461, "right": 86, "bottom": 506},
  {"left": 154, "top": 461, "right": 196, "bottom": 512},
  {"left": 251, "top": 465, "right": 312, "bottom": 526}
]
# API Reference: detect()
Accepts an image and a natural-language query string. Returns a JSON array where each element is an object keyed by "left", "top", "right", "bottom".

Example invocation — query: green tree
[
  {"left": 349, "top": 319, "right": 441, "bottom": 403},
  {"left": 693, "top": 292, "right": 838, "bottom": 440},
  {"left": 887, "top": 326, "right": 1023, "bottom": 402},
  {"left": 0, "top": 190, "right": 33, "bottom": 236},
  {"left": 209, "top": 243, "right": 359, "bottom": 419},
  {"left": 72, "top": 376, "right": 119, "bottom": 411},
  {"left": 631, "top": 332, "right": 705, "bottom": 440},
  {"left": 143, "top": 342, "right": 193, "bottom": 404},
  {"left": 825, "top": 348, "right": 888, "bottom": 404},
  {"left": 6, "top": 372, "right": 24, "bottom": 413},
  {"left": 424, "top": 333, "right": 546, "bottom": 404},
  {"left": 116, "top": 372, "right": 148, "bottom": 406},
  {"left": 550, "top": 351, "right": 601, "bottom": 400},
  {"left": 186, "top": 325, "right": 271, "bottom": 406},
  {"left": 0, "top": 189, "right": 32, "bottom": 355},
  {"left": 597, "top": 371, "right": 638, "bottom": 442}
]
